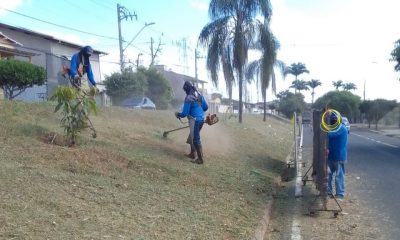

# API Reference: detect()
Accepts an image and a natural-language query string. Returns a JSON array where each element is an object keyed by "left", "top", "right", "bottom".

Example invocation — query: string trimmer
[{"left": 162, "top": 113, "right": 219, "bottom": 138}]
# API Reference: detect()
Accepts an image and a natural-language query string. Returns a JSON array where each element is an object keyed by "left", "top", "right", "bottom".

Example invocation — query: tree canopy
[
  {"left": 104, "top": 68, "right": 173, "bottom": 109},
  {"left": 139, "top": 67, "right": 173, "bottom": 110},
  {"left": 245, "top": 19, "right": 283, "bottom": 121},
  {"left": 284, "top": 62, "right": 309, "bottom": 81},
  {"left": 0, "top": 59, "right": 46, "bottom": 100},
  {"left": 360, "top": 99, "right": 397, "bottom": 130},
  {"left": 104, "top": 69, "right": 148, "bottom": 102},
  {"left": 277, "top": 91, "right": 306, "bottom": 119},
  {"left": 313, "top": 90, "right": 361, "bottom": 122},
  {"left": 390, "top": 39, "right": 400, "bottom": 78},
  {"left": 198, "top": 0, "right": 273, "bottom": 123}
]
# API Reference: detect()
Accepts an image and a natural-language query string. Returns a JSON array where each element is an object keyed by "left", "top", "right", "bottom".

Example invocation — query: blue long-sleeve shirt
[
  {"left": 328, "top": 123, "right": 348, "bottom": 162},
  {"left": 69, "top": 53, "right": 96, "bottom": 86},
  {"left": 178, "top": 94, "right": 208, "bottom": 121}
]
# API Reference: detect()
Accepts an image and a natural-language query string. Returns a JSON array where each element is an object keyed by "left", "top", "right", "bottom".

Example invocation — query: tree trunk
[
  {"left": 263, "top": 97, "right": 267, "bottom": 122},
  {"left": 398, "top": 106, "right": 400, "bottom": 129},
  {"left": 238, "top": 72, "right": 243, "bottom": 123},
  {"left": 311, "top": 90, "right": 315, "bottom": 106}
]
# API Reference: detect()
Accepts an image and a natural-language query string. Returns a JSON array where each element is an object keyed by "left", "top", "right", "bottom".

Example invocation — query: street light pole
[{"left": 123, "top": 22, "right": 155, "bottom": 53}]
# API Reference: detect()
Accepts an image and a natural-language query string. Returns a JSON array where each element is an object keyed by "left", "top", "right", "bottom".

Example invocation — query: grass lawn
[{"left": 0, "top": 100, "right": 292, "bottom": 239}]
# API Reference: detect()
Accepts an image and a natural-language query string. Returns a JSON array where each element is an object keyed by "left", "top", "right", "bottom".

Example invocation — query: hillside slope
[{"left": 0, "top": 101, "right": 292, "bottom": 239}]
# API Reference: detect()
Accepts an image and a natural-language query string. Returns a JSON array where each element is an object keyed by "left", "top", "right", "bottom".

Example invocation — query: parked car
[
  {"left": 342, "top": 116, "right": 350, "bottom": 133},
  {"left": 121, "top": 96, "right": 156, "bottom": 110}
]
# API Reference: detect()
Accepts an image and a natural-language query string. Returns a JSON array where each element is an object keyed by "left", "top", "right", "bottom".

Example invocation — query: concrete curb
[
  {"left": 253, "top": 148, "right": 293, "bottom": 240},
  {"left": 253, "top": 200, "right": 274, "bottom": 240}
]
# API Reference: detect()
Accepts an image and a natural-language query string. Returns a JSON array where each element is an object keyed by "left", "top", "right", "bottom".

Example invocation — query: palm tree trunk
[{"left": 311, "top": 90, "right": 315, "bottom": 105}]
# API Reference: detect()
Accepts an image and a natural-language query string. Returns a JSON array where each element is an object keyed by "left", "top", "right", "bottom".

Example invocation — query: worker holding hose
[{"left": 175, "top": 81, "right": 208, "bottom": 164}]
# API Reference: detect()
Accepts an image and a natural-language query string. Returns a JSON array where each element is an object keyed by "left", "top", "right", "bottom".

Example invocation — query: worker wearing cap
[
  {"left": 327, "top": 112, "right": 348, "bottom": 199},
  {"left": 175, "top": 81, "right": 208, "bottom": 164},
  {"left": 69, "top": 46, "right": 96, "bottom": 91}
]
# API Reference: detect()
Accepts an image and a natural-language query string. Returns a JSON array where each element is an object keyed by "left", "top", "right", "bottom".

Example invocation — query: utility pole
[
  {"left": 136, "top": 53, "right": 143, "bottom": 68},
  {"left": 363, "top": 79, "right": 366, "bottom": 101},
  {"left": 194, "top": 48, "right": 205, "bottom": 88},
  {"left": 150, "top": 37, "right": 154, "bottom": 66},
  {"left": 117, "top": 3, "right": 137, "bottom": 72},
  {"left": 149, "top": 37, "right": 163, "bottom": 67}
]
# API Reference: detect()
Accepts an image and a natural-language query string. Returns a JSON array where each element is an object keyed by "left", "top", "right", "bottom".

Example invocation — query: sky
[{"left": 0, "top": 0, "right": 399, "bottom": 103}]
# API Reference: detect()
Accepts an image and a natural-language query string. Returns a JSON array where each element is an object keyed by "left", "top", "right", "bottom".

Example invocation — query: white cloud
[
  {"left": 0, "top": 0, "right": 23, "bottom": 15},
  {"left": 269, "top": 0, "right": 400, "bottom": 102},
  {"left": 190, "top": 0, "right": 208, "bottom": 12}
]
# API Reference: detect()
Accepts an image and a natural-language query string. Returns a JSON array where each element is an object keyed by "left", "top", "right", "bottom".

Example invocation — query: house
[
  {"left": 154, "top": 65, "right": 208, "bottom": 105},
  {"left": 120, "top": 96, "right": 156, "bottom": 109},
  {"left": 0, "top": 22, "right": 108, "bottom": 106}
]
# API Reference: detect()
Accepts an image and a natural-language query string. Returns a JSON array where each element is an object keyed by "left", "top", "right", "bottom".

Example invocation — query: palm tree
[
  {"left": 245, "top": 19, "right": 284, "bottom": 121},
  {"left": 199, "top": 0, "right": 272, "bottom": 123},
  {"left": 332, "top": 80, "right": 343, "bottom": 90},
  {"left": 343, "top": 82, "right": 357, "bottom": 91},
  {"left": 307, "top": 79, "right": 322, "bottom": 105},
  {"left": 284, "top": 62, "right": 309, "bottom": 82},
  {"left": 290, "top": 79, "right": 309, "bottom": 94}
]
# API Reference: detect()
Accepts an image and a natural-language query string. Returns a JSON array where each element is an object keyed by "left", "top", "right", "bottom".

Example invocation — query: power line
[
  {"left": 0, "top": 7, "right": 120, "bottom": 41},
  {"left": 87, "top": 0, "right": 114, "bottom": 10}
]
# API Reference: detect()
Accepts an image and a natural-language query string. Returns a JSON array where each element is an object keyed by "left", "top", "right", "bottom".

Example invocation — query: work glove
[{"left": 174, "top": 112, "right": 180, "bottom": 119}]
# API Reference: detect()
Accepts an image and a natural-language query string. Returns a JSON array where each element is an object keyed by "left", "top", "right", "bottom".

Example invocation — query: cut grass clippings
[{"left": 0, "top": 100, "right": 292, "bottom": 239}]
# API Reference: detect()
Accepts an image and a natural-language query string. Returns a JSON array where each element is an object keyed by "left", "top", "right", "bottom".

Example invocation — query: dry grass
[{"left": 0, "top": 100, "right": 292, "bottom": 239}]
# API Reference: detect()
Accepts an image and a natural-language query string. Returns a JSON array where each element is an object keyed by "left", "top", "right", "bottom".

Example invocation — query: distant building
[
  {"left": 0, "top": 22, "right": 108, "bottom": 106},
  {"left": 154, "top": 65, "right": 208, "bottom": 106}
]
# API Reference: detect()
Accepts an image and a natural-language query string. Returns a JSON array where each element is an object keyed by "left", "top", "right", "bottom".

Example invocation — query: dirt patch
[{"left": 39, "top": 132, "right": 69, "bottom": 146}]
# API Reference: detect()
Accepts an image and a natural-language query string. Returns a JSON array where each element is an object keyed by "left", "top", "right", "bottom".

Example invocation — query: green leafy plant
[{"left": 50, "top": 86, "right": 97, "bottom": 146}]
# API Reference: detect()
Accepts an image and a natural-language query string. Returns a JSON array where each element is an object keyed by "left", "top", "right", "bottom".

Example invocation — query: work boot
[
  {"left": 191, "top": 144, "right": 204, "bottom": 164},
  {"left": 185, "top": 144, "right": 196, "bottom": 159}
]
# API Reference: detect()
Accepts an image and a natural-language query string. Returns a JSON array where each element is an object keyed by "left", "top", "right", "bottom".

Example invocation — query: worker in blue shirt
[
  {"left": 69, "top": 46, "right": 96, "bottom": 90},
  {"left": 327, "top": 113, "right": 348, "bottom": 199},
  {"left": 175, "top": 81, "right": 208, "bottom": 164}
]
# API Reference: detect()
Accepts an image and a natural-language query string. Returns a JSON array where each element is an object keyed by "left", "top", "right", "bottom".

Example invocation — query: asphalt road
[{"left": 347, "top": 127, "right": 400, "bottom": 239}]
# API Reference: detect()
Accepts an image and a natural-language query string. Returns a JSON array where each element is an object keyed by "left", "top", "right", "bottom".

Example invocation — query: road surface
[{"left": 347, "top": 127, "right": 400, "bottom": 239}]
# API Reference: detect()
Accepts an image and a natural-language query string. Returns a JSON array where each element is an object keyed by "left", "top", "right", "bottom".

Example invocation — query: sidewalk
[{"left": 266, "top": 134, "right": 387, "bottom": 240}]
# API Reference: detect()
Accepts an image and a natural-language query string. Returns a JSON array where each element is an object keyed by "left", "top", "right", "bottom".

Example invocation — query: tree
[
  {"left": 343, "top": 82, "right": 357, "bottom": 91},
  {"left": 50, "top": 86, "right": 97, "bottom": 146},
  {"left": 390, "top": 39, "right": 400, "bottom": 79},
  {"left": 277, "top": 91, "right": 306, "bottom": 119},
  {"left": 359, "top": 100, "right": 373, "bottom": 128},
  {"left": 104, "top": 69, "right": 147, "bottom": 104},
  {"left": 313, "top": 91, "right": 361, "bottom": 122},
  {"left": 361, "top": 99, "right": 397, "bottom": 130},
  {"left": 307, "top": 79, "right": 322, "bottom": 105},
  {"left": 199, "top": 0, "right": 273, "bottom": 123},
  {"left": 290, "top": 79, "right": 309, "bottom": 94},
  {"left": 332, "top": 80, "right": 343, "bottom": 90},
  {"left": 284, "top": 62, "right": 309, "bottom": 83},
  {"left": 245, "top": 19, "right": 284, "bottom": 121},
  {"left": 0, "top": 59, "right": 46, "bottom": 100},
  {"left": 139, "top": 67, "right": 173, "bottom": 110}
]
